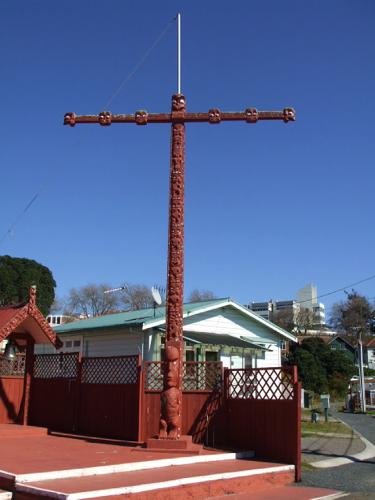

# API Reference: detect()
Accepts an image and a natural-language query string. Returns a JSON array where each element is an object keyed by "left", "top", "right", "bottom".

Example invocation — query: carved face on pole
[
  {"left": 172, "top": 94, "right": 186, "bottom": 112},
  {"left": 165, "top": 345, "right": 179, "bottom": 388}
]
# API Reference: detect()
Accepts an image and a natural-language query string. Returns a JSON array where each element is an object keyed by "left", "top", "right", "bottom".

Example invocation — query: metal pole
[
  {"left": 177, "top": 13, "right": 181, "bottom": 94},
  {"left": 358, "top": 331, "right": 366, "bottom": 412}
]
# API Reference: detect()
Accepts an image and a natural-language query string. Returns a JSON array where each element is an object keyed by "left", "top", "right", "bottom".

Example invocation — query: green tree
[
  {"left": 330, "top": 290, "right": 375, "bottom": 339},
  {"left": 0, "top": 255, "right": 56, "bottom": 316},
  {"left": 288, "top": 337, "right": 356, "bottom": 398},
  {"left": 289, "top": 347, "right": 327, "bottom": 394},
  {"left": 272, "top": 309, "right": 295, "bottom": 333},
  {"left": 64, "top": 283, "right": 120, "bottom": 318},
  {"left": 188, "top": 289, "right": 216, "bottom": 302}
]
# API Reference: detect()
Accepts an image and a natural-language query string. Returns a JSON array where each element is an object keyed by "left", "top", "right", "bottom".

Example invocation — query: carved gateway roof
[{"left": 0, "top": 287, "right": 61, "bottom": 347}]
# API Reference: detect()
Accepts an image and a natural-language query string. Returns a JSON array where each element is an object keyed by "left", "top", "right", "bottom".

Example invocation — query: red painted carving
[
  {"left": 0, "top": 287, "right": 61, "bottom": 348},
  {"left": 283, "top": 108, "right": 296, "bottom": 122},
  {"left": 64, "top": 112, "right": 76, "bottom": 127},
  {"left": 159, "top": 94, "right": 186, "bottom": 439},
  {"left": 0, "top": 308, "right": 28, "bottom": 342},
  {"left": 159, "top": 345, "right": 182, "bottom": 438},
  {"left": 63, "top": 94, "right": 295, "bottom": 443},
  {"left": 208, "top": 108, "right": 221, "bottom": 124},
  {"left": 98, "top": 111, "right": 112, "bottom": 126},
  {"left": 135, "top": 110, "right": 148, "bottom": 125},
  {"left": 245, "top": 108, "right": 258, "bottom": 123}
]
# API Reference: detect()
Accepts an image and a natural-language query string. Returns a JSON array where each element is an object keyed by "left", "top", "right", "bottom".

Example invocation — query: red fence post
[
  {"left": 294, "top": 376, "right": 302, "bottom": 482},
  {"left": 22, "top": 336, "right": 35, "bottom": 425},
  {"left": 137, "top": 355, "right": 143, "bottom": 443},
  {"left": 74, "top": 354, "right": 83, "bottom": 433}
]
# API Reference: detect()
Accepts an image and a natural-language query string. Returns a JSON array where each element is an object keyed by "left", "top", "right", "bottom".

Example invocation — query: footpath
[{"left": 301, "top": 410, "right": 375, "bottom": 468}]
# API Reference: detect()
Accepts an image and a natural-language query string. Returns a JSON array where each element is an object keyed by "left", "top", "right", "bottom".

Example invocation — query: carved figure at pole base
[{"left": 159, "top": 345, "right": 182, "bottom": 439}]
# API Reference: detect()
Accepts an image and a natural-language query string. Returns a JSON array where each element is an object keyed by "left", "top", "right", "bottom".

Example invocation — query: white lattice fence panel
[
  {"left": 33, "top": 353, "right": 79, "bottom": 379},
  {"left": 228, "top": 368, "right": 295, "bottom": 400},
  {"left": 183, "top": 362, "right": 222, "bottom": 391},
  {"left": 81, "top": 355, "right": 139, "bottom": 384}
]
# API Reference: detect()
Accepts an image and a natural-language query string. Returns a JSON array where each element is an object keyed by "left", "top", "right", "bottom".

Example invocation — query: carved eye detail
[
  {"left": 98, "top": 111, "right": 112, "bottom": 126},
  {"left": 283, "top": 108, "right": 295, "bottom": 122},
  {"left": 245, "top": 108, "right": 258, "bottom": 123},
  {"left": 208, "top": 108, "right": 221, "bottom": 124},
  {"left": 64, "top": 112, "right": 76, "bottom": 127},
  {"left": 135, "top": 110, "right": 148, "bottom": 125}
]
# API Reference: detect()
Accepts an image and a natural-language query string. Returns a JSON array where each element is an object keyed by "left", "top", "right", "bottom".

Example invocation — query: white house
[{"left": 38, "top": 298, "right": 297, "bottom": 368}]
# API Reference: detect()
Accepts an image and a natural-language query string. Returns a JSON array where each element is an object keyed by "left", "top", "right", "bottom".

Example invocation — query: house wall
[
  {"left": 182, "top": 307, "right": 282, "bottom": 367},
  {"left": 35, "top": 306, "right": 289, "bottom": 369},
  {"left": 35, "top": 328, "right": 143, "bottom": 358},
  {"left": 367, "top": 347, "right": 375, "bottom": 369},
  {"left": 183, "top": 307, "right": 279, "bottom": 342}
]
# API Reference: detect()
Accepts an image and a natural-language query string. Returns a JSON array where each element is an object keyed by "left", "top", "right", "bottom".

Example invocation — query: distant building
[
  {"left": 296, "top": 284, "right": 325, "bottom": 325},
  {"left": 46, "top": 314, "right": 74, "bottom": 328},
  {"left": 248, "top": 284, "right": 326, "bottom": 327},
  {"left": 249, "top": 300, "right": 300, "bottom": 322}
]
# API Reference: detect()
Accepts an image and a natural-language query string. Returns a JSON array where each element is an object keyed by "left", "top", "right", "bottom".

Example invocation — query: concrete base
[{"left": 146, "top": 435, "right": 202, "bottom": 453}]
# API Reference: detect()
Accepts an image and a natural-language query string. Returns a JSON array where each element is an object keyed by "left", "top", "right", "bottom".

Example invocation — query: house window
[
  {"left": 186, "top": 350, "right": 195, "bottom": 362},
  {"left": 206, "top": 351, "right": 219, "bottom": 362},
  {"left": 59, "top": 337, "right": 83, "bottom": 354}
]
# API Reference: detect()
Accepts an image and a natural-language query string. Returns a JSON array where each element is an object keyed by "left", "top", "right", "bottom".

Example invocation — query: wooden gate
[
  {"left": 223, "top": 366, "right": 301, "bottom": 481},
  {"left": 0, "top": 355, "right": 25, "bottom": 424},
  {"left": 29, "top": 353, "right": 141, "bottom": 441}
]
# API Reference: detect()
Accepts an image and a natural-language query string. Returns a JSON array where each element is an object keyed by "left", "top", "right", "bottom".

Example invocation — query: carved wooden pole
[
  {"left": 159, "top": 94, "right": 186, "bottom": 439},
  {"left": 63, "top": 98, "right": 295, "bottom": 443}
]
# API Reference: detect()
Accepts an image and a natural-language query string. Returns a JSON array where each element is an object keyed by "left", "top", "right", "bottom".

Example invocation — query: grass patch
[
  {"left": 301, "top": 461, "right": 316, "bottom": 471},
  {"left": 301, "top": 421, "right": 353, "bottom": 436}
]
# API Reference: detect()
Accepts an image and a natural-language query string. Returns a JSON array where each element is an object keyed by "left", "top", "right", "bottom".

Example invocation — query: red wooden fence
[
  {"left": 0, "top": 354, "right": 301, "bottom": 480},
  {"left": 222, "top": 366, "right": 301, "bottom": 481},
  {"left": 29, "top": 353, "right": 141, "bottom": 441}
]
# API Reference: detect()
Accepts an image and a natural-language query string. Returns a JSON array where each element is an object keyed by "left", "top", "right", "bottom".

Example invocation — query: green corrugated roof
[{"left": 54, "top": 298, "right": 229, "bottom": 334}]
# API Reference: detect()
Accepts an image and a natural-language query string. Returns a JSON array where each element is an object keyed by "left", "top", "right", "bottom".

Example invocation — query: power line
[
  {"left": 0, "top": 16, "right": 176, "bottom": 248},
  {"left": 103, "top": 15, "right": 175, "bottom": 109},
  {"left": 0, "top": 193, "right": 40, "bottom": 245},
  {"left": 296, "top": 274, "right": 375, "bottom": 305}
]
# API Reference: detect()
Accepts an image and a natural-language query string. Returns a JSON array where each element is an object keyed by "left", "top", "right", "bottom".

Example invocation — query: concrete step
[
  {"left": 0, "top": 490, "right": 12, "bottom": 499},
  {"left": 15, "top": 459, "right": 295, "bottom": 499},
  {"left": 0, "top": 424, "right": 48, "bottom": 438}
]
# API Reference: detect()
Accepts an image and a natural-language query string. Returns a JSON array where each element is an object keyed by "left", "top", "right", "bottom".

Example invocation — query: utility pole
[{"left": 358, "top": 328, "right": 366, "bottom": 413}]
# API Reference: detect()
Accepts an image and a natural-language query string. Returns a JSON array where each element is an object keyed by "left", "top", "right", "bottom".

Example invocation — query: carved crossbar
[
  {"left": 64, "top": 94, "right": 295, "bottom": 441},
  {"left": 64, "top": 108, "right": 295, "bottom": 126}
]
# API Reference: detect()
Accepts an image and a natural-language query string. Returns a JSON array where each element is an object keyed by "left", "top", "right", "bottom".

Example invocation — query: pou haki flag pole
[{"left": 63, "top": 13, "right": 295, "bottom": 442}]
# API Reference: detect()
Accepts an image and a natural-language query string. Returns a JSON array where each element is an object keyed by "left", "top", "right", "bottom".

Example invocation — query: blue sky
[{"left": 1, "top": 1, "right": 374, "bottom": 315}]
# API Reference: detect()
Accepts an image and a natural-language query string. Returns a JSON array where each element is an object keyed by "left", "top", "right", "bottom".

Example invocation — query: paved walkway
[
  {"left": 302, "top": 435, "right": 365, "bottom": 464},
  {"left": 0, "top": 427, "right": 218, "bottom": 475},
  {"left": 302, "top": 409, "right": 375, "bottom": 467}
]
